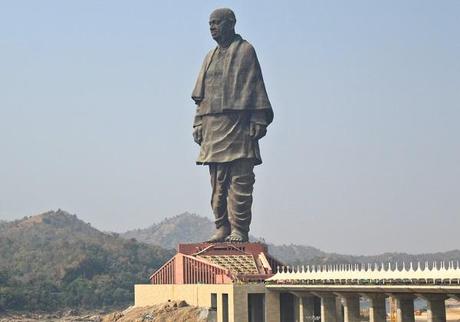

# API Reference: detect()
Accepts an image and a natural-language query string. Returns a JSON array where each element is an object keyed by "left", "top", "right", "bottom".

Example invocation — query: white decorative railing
[{"left": 266, "top": 262, "right": 460, "bottom": 284}]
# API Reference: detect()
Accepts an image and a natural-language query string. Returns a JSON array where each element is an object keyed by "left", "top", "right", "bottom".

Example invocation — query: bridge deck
[{"left": 266, "top": 283, "right": 460, "bottom": 295}]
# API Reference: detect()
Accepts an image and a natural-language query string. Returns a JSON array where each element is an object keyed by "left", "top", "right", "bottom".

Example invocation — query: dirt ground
[
  {"left": 101, "top": 300, "right": 213, "bottom": 322},
  {"left": 0, "top": 301, "right": 213, "bottom": 322},
  {"left": 415, "top": 307, "right": 460, "bottom": 322}
]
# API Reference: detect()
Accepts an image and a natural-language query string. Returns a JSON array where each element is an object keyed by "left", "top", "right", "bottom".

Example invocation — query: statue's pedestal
[
  {"left": 150, "top": 242, "right": 283, "bottom": 284},
  {"left": 136, "top": 243, "right": 284, "bottom": 322}
]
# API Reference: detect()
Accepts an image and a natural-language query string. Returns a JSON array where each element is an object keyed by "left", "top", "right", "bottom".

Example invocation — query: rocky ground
[
  {"left": 0, "top": 301, "right": 214, "bottom": 322},
  {"left": 102, "top": 300, "right": 213, "bottom": 322}
]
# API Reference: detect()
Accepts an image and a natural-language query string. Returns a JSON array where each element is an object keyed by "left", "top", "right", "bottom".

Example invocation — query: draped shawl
[{"left": 192, "top": 34, "right": 274, "bottom": 125}]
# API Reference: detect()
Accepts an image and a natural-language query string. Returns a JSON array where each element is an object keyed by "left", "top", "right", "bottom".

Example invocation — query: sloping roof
[{"left": 200, "top": 254, "right": 259, "bottom": 275}]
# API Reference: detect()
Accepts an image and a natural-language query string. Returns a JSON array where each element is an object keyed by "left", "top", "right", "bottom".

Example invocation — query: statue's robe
[
  {"left": 191, "top": 34, "right": 273, "bottom": 234},
  {"left": 192, "top": 34, "right": 273, "bottom": 165}
]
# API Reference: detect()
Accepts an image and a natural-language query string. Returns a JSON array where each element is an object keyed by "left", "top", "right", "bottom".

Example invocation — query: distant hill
[
  {"left": 122, "top": 212, "right": 214, "bottom": 250},
  {"left": 267, "top": 244, "right": 326, "bottom": 264},
  {"left": 121, "top": 213, "right": 460, "bottom": 266},
  {"left": 118, "top": 213, "right": 338, "bottom": 263},
  {"left": 3, "top": 209, "right": 458, "bottom": 313},
  {"left": 0, "top": 210, "right": 173, "bottom": 312}
]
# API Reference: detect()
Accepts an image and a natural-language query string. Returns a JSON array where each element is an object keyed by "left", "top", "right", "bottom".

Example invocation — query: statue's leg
[
  {"left": 207, "top": 163, "right": 231, "bottom": 242},
  {"left": 225, "top": 159, "right": 255, "bottom": 242}
]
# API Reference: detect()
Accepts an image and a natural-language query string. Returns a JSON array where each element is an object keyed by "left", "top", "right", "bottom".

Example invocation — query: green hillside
[
  {"left": 2, "top": 210, "right": 458, "bottom": 312},
  {"left": 0, "top": 210, "right": 173, "bottom": 311}
]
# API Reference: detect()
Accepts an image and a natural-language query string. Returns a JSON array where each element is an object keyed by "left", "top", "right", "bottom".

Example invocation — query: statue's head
[{"left": 209, "top": 8, "right": 236, "bottom": 44}]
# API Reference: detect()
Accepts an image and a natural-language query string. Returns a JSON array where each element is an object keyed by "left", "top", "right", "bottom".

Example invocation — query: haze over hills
[
  {"left": 121, "top": 212, "right": 460, "bottom": 266},
  {"left": 0, "top": 210, "right": 173, "bottom": 311}
]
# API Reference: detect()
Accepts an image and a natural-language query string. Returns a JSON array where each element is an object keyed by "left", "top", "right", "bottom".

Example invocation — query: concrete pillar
[
  {"left": 336, "top": 297, "right": 344, "bottom": 322},
  {"left": 265, "top": 291, "right": 280, "bottom": 322},
  {"left": 233, "top": 287, "right": 248, "bottom": 322},
  {"left": 394, "top": 294, "right": 416, "bottom": 322},
  {"left": 292, "top": 293, "right": 316, "bottom": 322},
  {"left": 422, "top": 294, "right": 447, "bottom": 322},
  {"left": 364, "top": 294, "right": 386, "bottom": 322},
  {"left": 217, "top": 293, "right": 223, "bottom": 322},
  {"left": 294, "top": 296, "right": 300, "bottom": 322},
  {"left": 314, "top": 293, "right": 338, "bottom": 322},
  {"left": 340, "top": 294, "right": 360, "bottom": 322}
]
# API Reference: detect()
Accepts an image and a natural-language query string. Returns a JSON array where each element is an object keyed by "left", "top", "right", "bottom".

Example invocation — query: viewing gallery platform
[
  {"left": 266, "top": 262, "right": 460, "bottom": 322},
  {"left": 268, "top": 261, "right": 460, "bottom": 285}
]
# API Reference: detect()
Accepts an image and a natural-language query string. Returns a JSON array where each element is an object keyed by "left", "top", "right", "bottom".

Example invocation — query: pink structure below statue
[{"left": 149, "top": 242, "right": 283, "bottom": 285}]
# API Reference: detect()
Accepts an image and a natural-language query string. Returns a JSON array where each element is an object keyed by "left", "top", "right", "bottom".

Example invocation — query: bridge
[{"left": 266, "top": 261, "right": 460, "bottom": 322}]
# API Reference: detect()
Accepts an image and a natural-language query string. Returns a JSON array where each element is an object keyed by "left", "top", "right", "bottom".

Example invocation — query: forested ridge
[
  {"left": 0, "top": 210, "right": 173, "bottom": 311},
  {"left": 1, "top": 210, "right": 459, "bottom": 312}
]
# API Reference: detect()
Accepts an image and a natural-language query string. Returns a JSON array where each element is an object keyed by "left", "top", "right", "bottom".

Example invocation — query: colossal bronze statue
[{"left": 192, "top": 8, "right": 273, "bottom": 242}]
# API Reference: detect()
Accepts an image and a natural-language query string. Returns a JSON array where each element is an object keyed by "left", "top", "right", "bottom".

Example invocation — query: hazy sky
[{"left": 1, "top": 1, "right": 459, "bottom": 255}]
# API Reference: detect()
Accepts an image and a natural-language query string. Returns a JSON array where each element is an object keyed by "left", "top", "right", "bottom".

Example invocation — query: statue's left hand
[
  {"left": 193, "top": 125, "right": 203, "bottom": 145},
  {"left": 249, "top": 122, "right": 267, "bottom": 140}
]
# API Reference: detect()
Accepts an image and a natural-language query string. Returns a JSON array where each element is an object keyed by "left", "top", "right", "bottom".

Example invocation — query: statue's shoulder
[
  {"left": 240, "top": 38, "right": 254, "bottom": 48},
  {"left": 235, "top": 38, "right": 258, "bottom": 61}
]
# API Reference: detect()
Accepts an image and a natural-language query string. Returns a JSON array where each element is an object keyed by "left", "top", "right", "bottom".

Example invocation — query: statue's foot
[
  {"left": 206, "top": 225, "right": 230, "bottom": 243},
  {"left": 225, "top": 229, "right": 249, "bottom": 243}
]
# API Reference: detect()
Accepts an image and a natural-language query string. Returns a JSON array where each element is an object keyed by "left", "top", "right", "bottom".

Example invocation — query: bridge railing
[{"left": 267, "top": 261, "right": 460, "bottom": 284}]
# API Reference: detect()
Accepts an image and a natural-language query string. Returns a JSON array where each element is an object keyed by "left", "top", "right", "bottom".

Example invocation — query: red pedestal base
[{"left": 150, "top": 242, "right": 283, "bottom": 284}]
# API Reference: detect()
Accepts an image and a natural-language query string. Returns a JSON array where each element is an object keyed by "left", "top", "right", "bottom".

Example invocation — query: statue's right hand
[{"left": 193, "top": 125, "right": 203, "bottom": 145}]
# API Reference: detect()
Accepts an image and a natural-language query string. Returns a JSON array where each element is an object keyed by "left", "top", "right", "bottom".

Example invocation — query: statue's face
[{"left": 209, "top": 11, "right": 234, "bottom": 42}]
